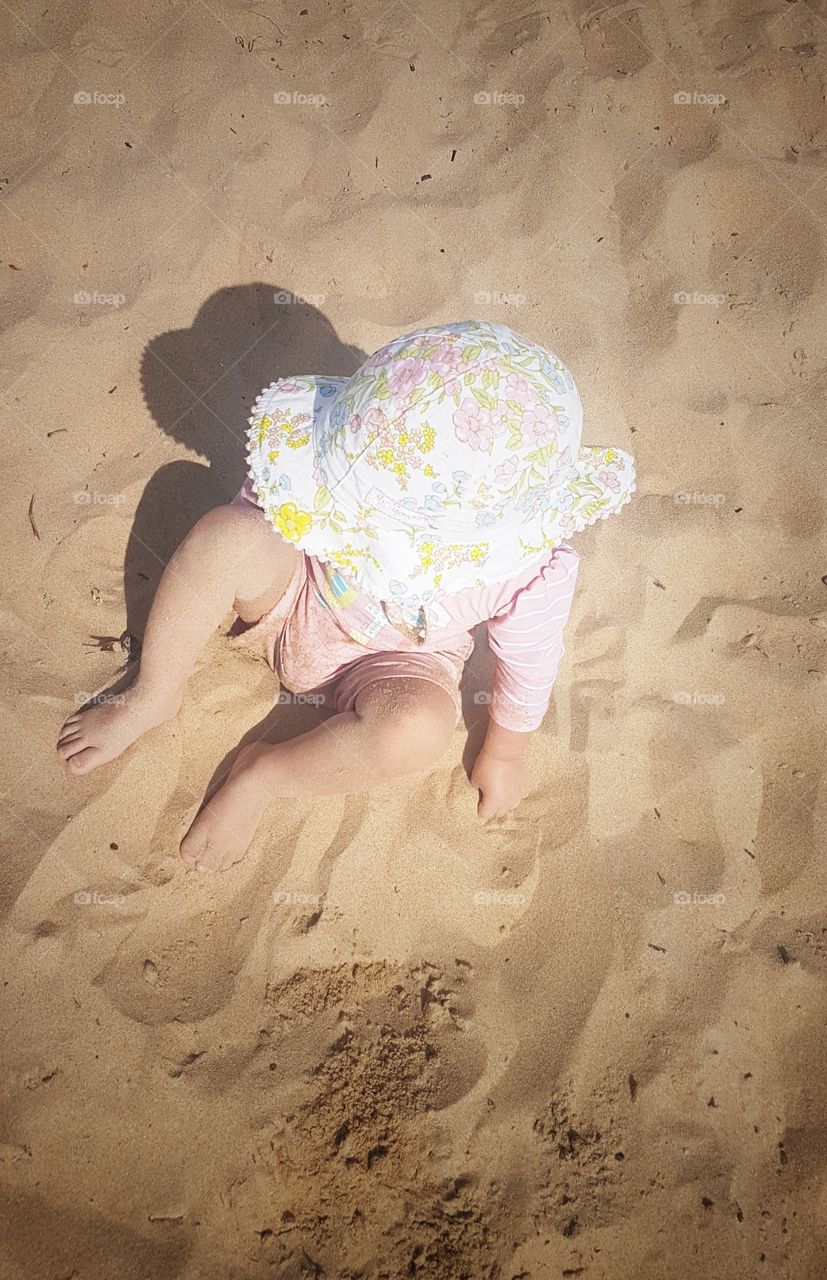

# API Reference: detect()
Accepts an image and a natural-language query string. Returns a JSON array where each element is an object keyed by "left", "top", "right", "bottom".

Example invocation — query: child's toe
[
  {"left": 66, "top": 746, "right": 105, "bottom": 775},
  {"left": 195, "top": 843, "right": 223, "bottom": 873},
  {"left": 180, "top": 833, "right": 227, "bottom": 874},
  {"left": 57, "top": 735, "right": 84, "bottom": 759},
  {"left": 178, "top": 833, "right": 201, "bottom": 867},
  {"left": 180, "top": 814, "right": 227, "bottom": 871}
]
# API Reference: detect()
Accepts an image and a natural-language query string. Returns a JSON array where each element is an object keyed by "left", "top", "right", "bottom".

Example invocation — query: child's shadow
[{"left": 127, "top": 285, "right": 366, "bottom": 641}]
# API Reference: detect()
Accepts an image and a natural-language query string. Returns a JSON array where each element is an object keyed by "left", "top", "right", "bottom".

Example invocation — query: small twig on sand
[{"left": 28, "top": 494, "right": 40, "bottom": 539}]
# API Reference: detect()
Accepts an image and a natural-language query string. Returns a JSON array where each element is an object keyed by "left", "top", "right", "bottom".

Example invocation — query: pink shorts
[{"left": 229, "top": 550, "right": 473, "bottom": 725}]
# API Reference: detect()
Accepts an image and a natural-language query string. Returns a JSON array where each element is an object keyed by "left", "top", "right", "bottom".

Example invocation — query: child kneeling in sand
[{"left": 57, "top": 321, "right": 634, "bottom": 873}]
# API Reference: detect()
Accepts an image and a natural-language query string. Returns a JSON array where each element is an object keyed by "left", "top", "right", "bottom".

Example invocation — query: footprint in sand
[
  {"left": 92, "top": 791, "right": 354, "bottom": 1026},
  {"left": 92, "top": 905, "right": 252, "bottom": 1026},
  {"left": 571, "top": 0, "right": 652, "bottom": 79},
  {"left": 92, "top": 845, "right": 287, "bottom": 1025}
]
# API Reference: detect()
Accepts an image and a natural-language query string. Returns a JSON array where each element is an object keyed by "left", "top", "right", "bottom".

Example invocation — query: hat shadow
[{"left": 127, "top": 285, "right": 366, "bottom": 640}]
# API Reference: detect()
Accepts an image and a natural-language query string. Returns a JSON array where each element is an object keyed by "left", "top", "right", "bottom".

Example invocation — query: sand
[{"left": 2, "top": 0, "right": 826, "bottom": 1276}]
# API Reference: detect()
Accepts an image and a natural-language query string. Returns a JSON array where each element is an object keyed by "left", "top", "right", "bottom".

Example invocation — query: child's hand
[{"left": 470, "top": 750, "right": 529, "bottom": 821}]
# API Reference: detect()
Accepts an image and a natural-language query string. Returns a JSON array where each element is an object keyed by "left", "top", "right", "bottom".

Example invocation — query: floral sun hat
[{"left": 245, "top": 320, "right": 635, "bottom": 618}]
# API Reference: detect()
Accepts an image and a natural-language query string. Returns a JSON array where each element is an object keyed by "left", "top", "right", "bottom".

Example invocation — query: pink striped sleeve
[{"left": 484, "top": 546, "right": 579, "bottom": 732}]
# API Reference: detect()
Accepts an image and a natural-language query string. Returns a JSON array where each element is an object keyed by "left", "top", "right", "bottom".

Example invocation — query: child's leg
[
  {"left": 180, "top": 676, "right": 456, "bottom": 873},
  {"left": 57, "top": 505, "right": 299, "bottom": 775}
]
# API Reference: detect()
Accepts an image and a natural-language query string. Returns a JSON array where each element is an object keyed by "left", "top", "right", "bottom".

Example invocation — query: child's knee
[
  {"left": 192, "top": 505, "right": 297, "bottom": 588},
  {"left": 195, "top": 503, "right": 273, "bottom": 551},
  {"left": 357, "top": 683, "right": 455, "bottom": 772}
]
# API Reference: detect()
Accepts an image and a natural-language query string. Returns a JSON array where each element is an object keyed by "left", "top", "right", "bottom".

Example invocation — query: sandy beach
[{"left": 2, "top": 0, "right": 826, "bottom": 1276}]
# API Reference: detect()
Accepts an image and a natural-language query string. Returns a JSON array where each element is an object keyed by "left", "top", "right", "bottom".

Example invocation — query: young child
[{"left": 57, "top": 321, "right": 635, "bottom": 873}]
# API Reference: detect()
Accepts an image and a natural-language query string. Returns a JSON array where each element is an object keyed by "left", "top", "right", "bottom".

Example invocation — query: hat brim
[
  {"left": 246, "top": 375, "right": 348, "bottom": 548},
  {"left": 563, "top": 444, "right": 636, "bottom": 531},
  {"left": 247, "top": 377, "right": 636, "bottom": 600}
]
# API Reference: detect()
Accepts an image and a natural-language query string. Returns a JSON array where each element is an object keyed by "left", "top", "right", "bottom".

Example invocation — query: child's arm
[{"left": 471, "top": 547, "right": 579, "bottom": 820}]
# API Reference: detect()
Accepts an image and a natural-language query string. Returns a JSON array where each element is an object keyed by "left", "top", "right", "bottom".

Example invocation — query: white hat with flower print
[{"left": 245, "top": 320, "right": 635, "bottom": 623}]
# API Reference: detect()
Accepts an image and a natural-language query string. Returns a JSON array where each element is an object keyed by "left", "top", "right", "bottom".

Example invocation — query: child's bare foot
[
  {"left": 179, "top": 744, "right": 274, "bottom": 873},
  {"left": 57, "top": 685, "right": 183, "bottom": 775}
]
